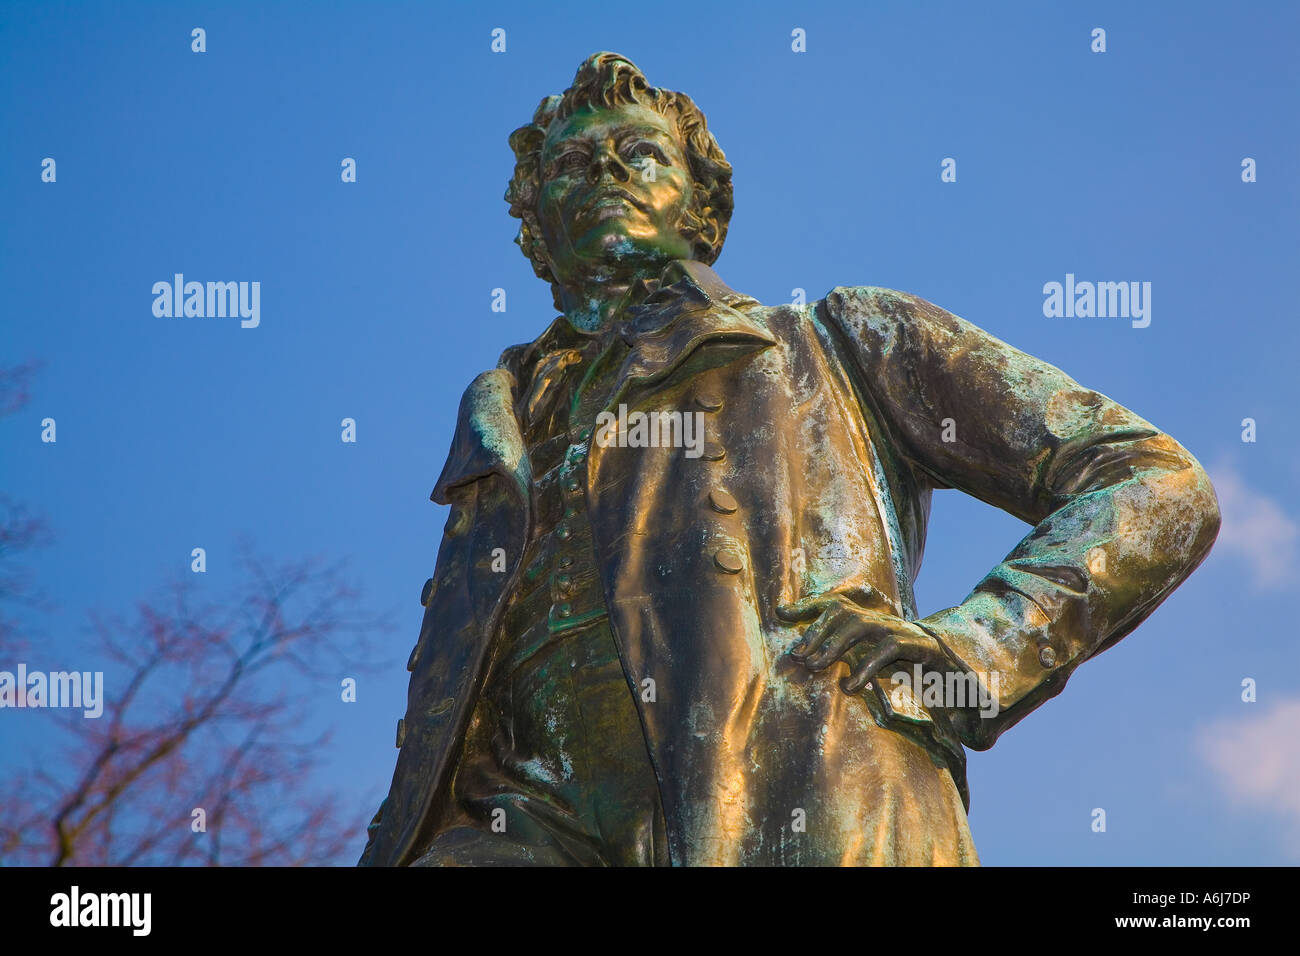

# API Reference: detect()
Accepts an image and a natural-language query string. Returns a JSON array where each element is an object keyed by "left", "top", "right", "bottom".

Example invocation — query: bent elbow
[
  {"left": 1156, "top": 445, "right": 1221, "bottom": 570},
  {"left": 1191, "top": 461, "right": 1222, "bottom": 561}
]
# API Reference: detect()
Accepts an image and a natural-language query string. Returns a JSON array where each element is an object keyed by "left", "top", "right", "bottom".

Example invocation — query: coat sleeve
[{"left": 821, "top": 286, "right": 1220, "bottom": 750}]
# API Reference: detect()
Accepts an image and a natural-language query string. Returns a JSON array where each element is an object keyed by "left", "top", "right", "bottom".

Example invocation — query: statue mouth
[{"left": 580, "top": 188, "right": 650, "bottom": 216}]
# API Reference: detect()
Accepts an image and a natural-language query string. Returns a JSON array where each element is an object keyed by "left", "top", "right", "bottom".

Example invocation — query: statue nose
[{"left": 587, "top": 149, "right": 630, "bottom": 183}]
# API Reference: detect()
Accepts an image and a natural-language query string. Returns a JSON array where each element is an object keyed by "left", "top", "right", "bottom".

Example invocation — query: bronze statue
[{"left": 359, "top": 52, "right": 1220, "bottom": 866}]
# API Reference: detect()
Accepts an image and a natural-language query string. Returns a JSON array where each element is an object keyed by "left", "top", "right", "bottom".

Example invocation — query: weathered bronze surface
[{"left": 360, "top": 53, "right": 1220, "bottom": 866}]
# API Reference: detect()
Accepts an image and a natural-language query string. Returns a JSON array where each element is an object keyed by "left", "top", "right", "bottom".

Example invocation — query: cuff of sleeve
[{"left": 915, "top": 589, "right": 1067, "bottom": 748}]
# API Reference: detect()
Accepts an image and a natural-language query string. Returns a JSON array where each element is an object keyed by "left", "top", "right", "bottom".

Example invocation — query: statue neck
[
  {"left": 557, "top": 259, "right": 681, "bottom": 333},
  {"left": 558, "top": 282, "right": 634, "bottom": 333}
]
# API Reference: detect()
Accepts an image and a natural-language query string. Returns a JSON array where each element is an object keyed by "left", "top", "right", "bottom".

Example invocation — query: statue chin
[
  {"left": 560, "top": 239, "right": 677, "bottom": 286},
  {"left": 577, "top": 227, "right": 655, "bottom": 260}
]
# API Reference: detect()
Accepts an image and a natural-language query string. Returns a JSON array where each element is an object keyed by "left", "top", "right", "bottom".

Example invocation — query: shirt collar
[{"left": 517, "top": 259, "right": 757, "bottom": 369}]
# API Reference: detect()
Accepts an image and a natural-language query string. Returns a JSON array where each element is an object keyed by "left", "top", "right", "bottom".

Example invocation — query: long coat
[{"left": 359, "top": 260, "right": 1220, "bottom": 866}]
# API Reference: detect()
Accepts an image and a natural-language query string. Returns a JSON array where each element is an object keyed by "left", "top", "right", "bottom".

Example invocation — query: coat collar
[
  {"left": 433, "top": 261, "right": 773, "bottom": 505},
  {"left": 607, "top": 260, "right": 774, "bottom": 408}
]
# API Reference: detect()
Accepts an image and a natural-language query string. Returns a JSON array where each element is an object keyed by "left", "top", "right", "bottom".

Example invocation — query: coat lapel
[{"left": 607, "top": 260, "right": 776, "bottom": 409}]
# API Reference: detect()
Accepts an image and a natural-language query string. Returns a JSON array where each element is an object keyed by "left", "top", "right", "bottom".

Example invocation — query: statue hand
[{"left": 776, "top": 594, "right": 952, "bottom": 696}]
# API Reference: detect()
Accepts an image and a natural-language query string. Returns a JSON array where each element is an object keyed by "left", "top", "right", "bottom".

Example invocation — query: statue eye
[
  {"left": 556, "top": 151, "right": 587, "bottom": 171},
  {"left": 626, "top": 141, "right": 663, "bottom": 162}
]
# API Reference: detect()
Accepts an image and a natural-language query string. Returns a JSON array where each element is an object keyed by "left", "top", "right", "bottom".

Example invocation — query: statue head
[{"left": 506, "top": 52, "right": 734, "bottom": 310}]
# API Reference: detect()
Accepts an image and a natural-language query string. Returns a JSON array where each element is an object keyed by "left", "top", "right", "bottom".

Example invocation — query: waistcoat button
[
  {"left": 709, "top": 489, "right": 739, "bottom": 514},
  {"left": 699, "top": 442, "right": 726, "bottom": 462},
  {"left": 714, "top": 549, "right": 744, "bottom": 574}
]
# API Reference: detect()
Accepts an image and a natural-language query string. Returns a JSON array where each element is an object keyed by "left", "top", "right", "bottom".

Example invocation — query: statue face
[{"left": 537, "top": 103, "right": 695, "bottom": 286}]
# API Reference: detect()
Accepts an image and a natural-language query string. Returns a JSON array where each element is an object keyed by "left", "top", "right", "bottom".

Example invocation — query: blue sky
[{"left": 2, "top": 0, "right": 1298, "bottom": 865}]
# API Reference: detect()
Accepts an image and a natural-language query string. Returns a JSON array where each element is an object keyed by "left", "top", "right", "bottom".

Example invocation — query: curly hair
[{"left": 505, "top": 52, "right": 734, "bottom": 309}]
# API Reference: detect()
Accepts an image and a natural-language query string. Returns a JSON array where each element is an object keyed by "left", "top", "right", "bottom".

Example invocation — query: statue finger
[
  {"left": 789, "top": 605, "right": 848, "bottom": 661},
  {"left": 776, "top": 593, "right": 837, "bottom": 623},
  {"left": 802, "top": 615, "right": 875, "bottom": 672},
  {"left": 839, "top": 639, "right": 903, "bottom": 695}
]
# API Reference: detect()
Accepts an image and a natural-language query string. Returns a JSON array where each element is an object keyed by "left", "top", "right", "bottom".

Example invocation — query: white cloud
[
  {"left": 1197, "top": 698, "right": 1300, "bottom": 858},
  {"left": 1207, "top": 462, "right": 1298, "bottom": 591}
]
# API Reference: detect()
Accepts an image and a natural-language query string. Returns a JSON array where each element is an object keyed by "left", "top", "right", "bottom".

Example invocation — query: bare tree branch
[{"left": 0, "top": 543, "right": 392, "bottom": 866}]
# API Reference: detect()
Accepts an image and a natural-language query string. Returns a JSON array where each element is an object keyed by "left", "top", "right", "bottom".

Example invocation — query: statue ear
[
  {"left": 680, "top": 192, "right": 716, "bottom": 263},
  {"left": 529, "top": 231, "right": 560, "bottom": 283},
  {"left": 524, "top": 234, "right": 564, "bottom": 311}
]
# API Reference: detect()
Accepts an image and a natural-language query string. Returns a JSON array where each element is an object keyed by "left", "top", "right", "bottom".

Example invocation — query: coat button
[
  {"left": 696, "top": 393, "right": 724, "bottom": 412},
  {"left": 555, "top": 573, "right": 573, "bottom": 593},
  {"left": 557, "top": 524, "right": 571, "bottom": 540},
  {"left": 709, "top": 489, "right": 739, "bottom": 514},
  {"left": 557, "top": 602, "right": 573, "bottom": 618},
  {"left": 395, "top": 718, "right": 406, "bottom": 748},
  {"left": 700, "top": 442, "right": 726, "bottom": 462},
  {"left": 420, "top": 578, "right": 434, "bottom": 607},
  {"left": 714, "top": 549, "right": 744, "bottom": 574},
  {"left": 406, "top": 643, "right": 421, "bottom": 672},
  {"left": 1039, "top": 646, "right": 1057, "bottom": 668}
]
